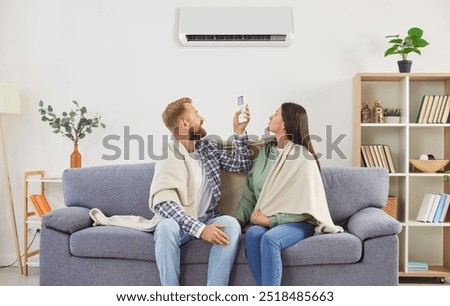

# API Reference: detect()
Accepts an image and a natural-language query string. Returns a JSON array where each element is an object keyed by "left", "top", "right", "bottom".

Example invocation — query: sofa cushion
[
  {"left": 282, "top": 232, "right": 362, "bottom": 266},
  {"left": 63, "top": 163, "right": 155, "bottom": 219},
  {"left": 70, "top": 226, "right": 156, "bottom": 261},
  {"left": 69, "top": 226, "right": 360, "bottom": 267},
  {"left": 43, "top": 206, "right": 92, "bottom": 234},
  {"left": 347, "top": 207, "right": 402, "bottom": 241},
  {"left": 234, "top": 232, "right": 362, "bottom": 266},
  {"left": 321, "top": 167, "right": 389, "bottom": 228},
  {"left": 70, "top": 226, "right": 228, "bottom": 264}
]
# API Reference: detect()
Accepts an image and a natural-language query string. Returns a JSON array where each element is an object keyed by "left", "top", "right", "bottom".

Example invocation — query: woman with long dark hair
[{"left": 236, "top": 102, "right": 342, "bottom": 286}]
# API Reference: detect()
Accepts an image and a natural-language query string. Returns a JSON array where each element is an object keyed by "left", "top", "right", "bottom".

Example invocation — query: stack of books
[
  {"left": 416, "top": 193, "right": 450, "bottom": 222},
  {"left": 408, "top": 261, "right": 428, "bottom": 272},
  {"left": 416, "top": 94, "right": 450, "bottom": 123},
  {"left": 360, "top": 144, "right": 395, "bottom": 173}
]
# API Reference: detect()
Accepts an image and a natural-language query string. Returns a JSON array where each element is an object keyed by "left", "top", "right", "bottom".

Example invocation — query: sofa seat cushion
[
  {"left": 70, "top": 227, "right": 361, "bottom": 266},
  {"left": 283, "top": 232, "right": 362, "bottom": 266},
  {"left": 70, "top": 226, "right": 156, "bottom": 261},
  {"left": 70, "top": 226, "right": 217, "bottom": 264},
  {"left": 234, "top": 232, "right": 362, "bottom": 266}
]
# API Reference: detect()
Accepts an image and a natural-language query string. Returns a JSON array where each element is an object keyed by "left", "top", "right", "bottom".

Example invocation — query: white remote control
[{"left": 237, "top": 95, "right": 247, "bottom": 123}]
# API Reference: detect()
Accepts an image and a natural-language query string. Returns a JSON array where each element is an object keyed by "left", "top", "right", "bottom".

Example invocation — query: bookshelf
[
  {"left": 353, "top": 73, "right": 450, "bottom": 282},
  {"left": 23, "top": 171, "right": 62, "bottom": 276}
]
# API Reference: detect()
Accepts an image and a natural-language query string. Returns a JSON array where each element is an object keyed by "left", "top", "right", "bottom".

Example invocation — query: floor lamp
[{"left": 0, "top": 81, "right": 22, "bottom": 274}]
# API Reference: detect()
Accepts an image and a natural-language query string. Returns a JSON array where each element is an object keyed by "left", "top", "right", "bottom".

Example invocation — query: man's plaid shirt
[{"left": 154, "top": 133, "right": 252, "bottom": 238}]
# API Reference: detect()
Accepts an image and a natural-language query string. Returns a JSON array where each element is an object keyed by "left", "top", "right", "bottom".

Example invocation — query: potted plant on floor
[
  {"left": 384, "top": 27, "right": 429, "bottom": 73},
  {"left": 38, "top": 100, "right": 105, "bottom": 168},
  {"left": 383, "top": 108, "right": 401, "bottom": 123}
]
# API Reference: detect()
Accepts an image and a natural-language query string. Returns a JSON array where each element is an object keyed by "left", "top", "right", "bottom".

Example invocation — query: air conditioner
[{"left": 178, "top": 7, "right": 294, "bottom": 47}]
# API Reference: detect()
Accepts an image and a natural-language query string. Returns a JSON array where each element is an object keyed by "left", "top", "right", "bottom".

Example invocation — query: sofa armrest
[
  {"left": 42, "top": 206, "right": 92, "bottom": 234},
  {"left": 347, "top": 207, "right": 401, "bottom": 241}
]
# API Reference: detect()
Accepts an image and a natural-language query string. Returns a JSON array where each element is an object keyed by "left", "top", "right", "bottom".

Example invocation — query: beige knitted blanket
[
  {"left": 89, "top": 140, "right": 198, "bottom": 232},
  {"left": 255, "top": 141, "right": 343, "bottom": 234}
]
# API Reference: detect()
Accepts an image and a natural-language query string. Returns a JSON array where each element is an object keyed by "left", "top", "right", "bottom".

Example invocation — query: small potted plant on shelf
[
  {"left": 383, "top": 108, "right": 401, "bottom": 123},
  {"left": 444, "top": 171, "right": 450, "bottom": 181},
  {"left": 38, "top": 100, "right": 106, "bottom": 168},
  {"left": 384, "top": 26, "right": 430, "bottom": 73}
]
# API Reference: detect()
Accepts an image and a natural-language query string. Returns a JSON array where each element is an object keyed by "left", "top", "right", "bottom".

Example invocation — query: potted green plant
[
  {"left": 38, "top": 100, "right": 105, "bottom": 168},
  {"left": 444, "top": 171, "right": 450, "bottom": 182},
  {"left": 383, "top": 108, "right": 401, "bottom": 123},
  {"left": 384, "top": 27, "right": 430, "bottom": 73}
]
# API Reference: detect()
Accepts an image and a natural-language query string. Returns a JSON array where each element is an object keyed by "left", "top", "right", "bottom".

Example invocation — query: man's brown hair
[{"left": 162, "top": 97, "right": 192, "bottom": 134}]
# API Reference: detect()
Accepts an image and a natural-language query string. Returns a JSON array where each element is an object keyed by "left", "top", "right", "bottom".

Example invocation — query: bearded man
[{"left": 149, "top": 97, "right": 251, "bottom": 286}]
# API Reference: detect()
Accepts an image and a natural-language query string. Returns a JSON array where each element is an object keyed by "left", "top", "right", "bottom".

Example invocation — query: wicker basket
[{"left": 383, "top": 196, "right": 398, "bottom": 219}]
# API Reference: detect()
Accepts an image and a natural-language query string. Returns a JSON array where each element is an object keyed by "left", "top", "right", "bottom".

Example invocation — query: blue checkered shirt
[{"left": 154, "top": 133, "right": 252, "bottom": 237}]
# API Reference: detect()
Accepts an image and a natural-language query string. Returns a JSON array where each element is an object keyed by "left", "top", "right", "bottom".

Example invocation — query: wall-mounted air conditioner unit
[{"left": 178, "top": 7, "right": 294, "bottom": 47}]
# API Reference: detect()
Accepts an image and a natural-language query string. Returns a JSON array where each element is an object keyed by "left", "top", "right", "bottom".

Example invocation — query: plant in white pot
[
  {"left": 384, "top": 27, "right": 429, "bottom": 73},
  {"left": 383, "top": 108, "right": 401, "bottom": 123}
]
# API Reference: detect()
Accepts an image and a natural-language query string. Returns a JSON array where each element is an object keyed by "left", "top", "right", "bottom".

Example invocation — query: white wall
[{"left": 1, "top": 0, "right": 450, "bottom": 264}]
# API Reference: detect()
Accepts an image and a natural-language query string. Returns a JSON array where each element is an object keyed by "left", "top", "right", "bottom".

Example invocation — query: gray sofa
[{"left": 39, "top": 163, "right": 401, "bottom": 286}]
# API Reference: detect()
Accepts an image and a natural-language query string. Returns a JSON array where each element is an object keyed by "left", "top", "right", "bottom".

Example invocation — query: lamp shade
[{"left": 0, "top": 81, "right": 21, "bottom": 114}]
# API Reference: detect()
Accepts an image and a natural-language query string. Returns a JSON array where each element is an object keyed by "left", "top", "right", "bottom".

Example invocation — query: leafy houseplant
[
  {"left": 383, "top": 108, "right": 401, "bottom": 123},
  {"left": 38, "top": 100, "right": 105, "bottom": 167},
  {"left": 444, "top": 171, "right": 450, "bottom": 182},
  {"left": 384, "top": 108, "right": 401, "bottom": 116},
  {"left": 384, "top": 27, "right": 430, "bottom": 73}
]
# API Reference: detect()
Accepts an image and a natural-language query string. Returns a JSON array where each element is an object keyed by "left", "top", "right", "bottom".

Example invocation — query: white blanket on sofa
[{"left": 89, "top": 208, "right": 157, "bottom": 232}]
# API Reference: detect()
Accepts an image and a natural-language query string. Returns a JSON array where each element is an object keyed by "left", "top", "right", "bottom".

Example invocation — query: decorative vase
[
  {"left": 384, "top": 116, "right": 401, "bottom": 124},
  {"left": 70, "top": 143, "right": 82, "bottom": 168},
  {"left": 361, "top": 101, "right": 372, "bottom": 123},
  {"left": 397, "top": 60, "right": 412, "bottom": 73},
  {"left": 371, "top": 100, "right": 384, "bottom": 123}
]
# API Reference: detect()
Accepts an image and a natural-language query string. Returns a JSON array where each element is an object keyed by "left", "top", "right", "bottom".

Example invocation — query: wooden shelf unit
[
  {"left": 353, "top": 73, "right": 450, "bottom": 281},
  {"left": 23, "top": 171, "right": 61, "bottom": 276}
]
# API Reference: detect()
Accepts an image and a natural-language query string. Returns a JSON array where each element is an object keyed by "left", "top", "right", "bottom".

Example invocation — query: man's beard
[{"left": 188, "top": 126, "right": 207, "bottom": 140}]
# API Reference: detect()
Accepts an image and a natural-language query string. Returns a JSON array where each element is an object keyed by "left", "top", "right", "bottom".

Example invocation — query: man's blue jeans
[
  {"left": 154, "top": 215, "right": 241, "bottom": 286},
  {"left": 245, "top": 222, "right": 315, "bottom": 286}
]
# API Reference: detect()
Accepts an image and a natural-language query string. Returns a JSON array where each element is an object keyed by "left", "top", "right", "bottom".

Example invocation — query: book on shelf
[
  {"left": 422, "top": 95, "right": 434, "bottom": 123},
  {"left": 368, "top": 145, "right": 380, "bottom": 167},
  {"left": 416, "top": 193, "right": 450, "bottom": 223},
  {"left": 441, "top": 95, "right": 450, "bottom": 124},
  {"left": 426, "top": 194, "right": 442, "bottom": 222},
  {"left": 416, "top": 193, "right": 436, "bottom": 222},
  {"left": 360, "top": 145, "right": 371, "bottom": 167},
  {"left": 372, "top": 145, "right": 384, "bottom": 169},
  {"left": 428, "top": 95, "right": 442, "bottom": 123},
  {"left": 416, "top": 95, "right": 429, "bottom": 123},
  {"left": 383, "top": 145, "right": 396, "bottom": 174},
  {"left": 408, "top": 261, "right": 428, "bottom": 271},
  {"left": 433, "top": 194, "right": 447, "bottom": 223},
  {"left": 360, "top": 145, "right": 373, "bottom": 167},
  {"left": 360, "top": 144, "right": 395, "bottom": 173},
  {"left": 377, "top": 145, "right": 389, "bottom": 172},
  {"left": 439, "top": 194, "right": 450, "bottom": 222},
  {"left": 28, "top": 194, "right": 52, "bottom": 217},
  {"left": 435, "top": 95, "right": 446, "bottom": 123},
  {"left": 416, "top": 94, "right": 450, "bottom": 123}
]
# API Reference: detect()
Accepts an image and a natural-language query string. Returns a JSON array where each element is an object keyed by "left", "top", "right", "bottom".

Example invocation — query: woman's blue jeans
[{"left": 245, "top": 222, "right": 315, "bottom": 286}]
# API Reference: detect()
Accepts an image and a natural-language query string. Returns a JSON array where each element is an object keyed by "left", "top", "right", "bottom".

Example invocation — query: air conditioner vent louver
[
  {"left": 179, "top": 7, "right": 294, "bottom": 47},
  {"left": 186, "top": 34, "right": 287, "bottom": 42}
]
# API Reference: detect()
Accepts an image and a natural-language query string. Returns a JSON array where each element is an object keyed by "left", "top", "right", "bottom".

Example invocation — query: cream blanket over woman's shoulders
[{"left": 255, "top": 142, "right": 343, "bottom": 234}]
